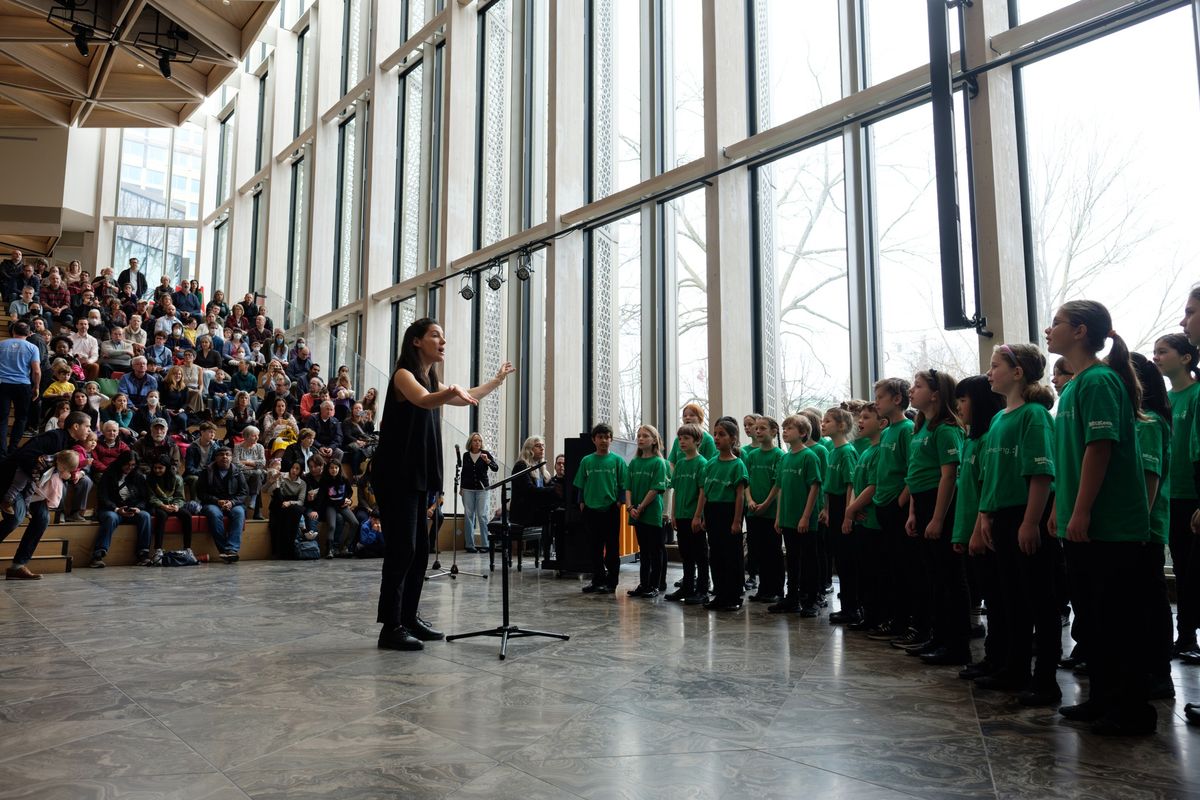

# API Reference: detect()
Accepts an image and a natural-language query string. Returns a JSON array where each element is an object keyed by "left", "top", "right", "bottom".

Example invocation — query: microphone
[{"left": 454, "top": 444, "right": 461, "bottom": 465}]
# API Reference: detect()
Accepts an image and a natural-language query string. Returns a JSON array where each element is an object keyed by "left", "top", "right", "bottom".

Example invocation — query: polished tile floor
[{"left": 1, "top": 555, "right": 1198, "bottom": 799}]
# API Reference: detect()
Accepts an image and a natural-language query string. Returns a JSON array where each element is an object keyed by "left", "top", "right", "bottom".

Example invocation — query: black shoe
[
  {"left": 959, "top": 662, "right": 993, "bottom": 681},
  {"left": 1181, "top": 650, "right": 1200, "bottom": 665},
  {"left": 903, "top": 638, "right": 935, "bottom": 654},
  {"left": 1146, "top": 676, "right": 1175, "bottom": 701},
  {"left": 464, "top": 547, "right": 477, "bottom": 554},
  {"left": 768, "top": 601, "right": 799, "bottom": 613},
  {"left": 1060, "top": 612, "right": 1071, "bottom": 628},
  {"left": 1184, "top": 703, "right": 1200, "bottom": 727},
  {"left": 378, "top": 626, "right": 424, "bottom": 651},
  {"left": 683, "top": 592, "right": 709, "bottom": 605},
  {"left": 674, "top": 580, "right": 682, "bottom": 588},
  {"left": 1058, "top": 655, "right": 1083, "bottom": 670},
  {"left": 752, "top": 594, "right": 781, "bottom": 604},
  {"left": 974, "top": 672, "right": 1028, "bottom": 692},
  {"left": 829, "top": 611, "right": 861, "bottom": 625},
  {"left": 866, "top": 623, "right": 898, "bottom": 640},
  {"left": 581, "top": 584, "right": 603, "bottom": 593},
  {"left": 920, "top": 647, "right": 972, "bottom": 666},
  {"left": 889, "top": 629, "right": 925, "bottom": 649},
  {"left": 596, "top": 586, "right": 616, "bottom": 594},
  {"left": 717, "top": 602, "right": 743, "bottom": 612},
  {"left": 969, "top": 623, "right": 986, "bottom": 639},
  {"left": 403, "top": 616, "right": 444, "bottom": 641},
  {"left": 627, "top": 585, "right": 648, "bottom": 596},
  {"left": 744, "top": 579, "right": 757, "bottom": 590},
  {"left": 1058, "top": 700, "right": 1107, "bottom": 722},
  {"left": 799, "top": 606, "right": 819, "bottom": 618},
  {"left": 640, "top": 589, "right": 660, "bottom": 599},
  {"left": 1091, "top": 706, "right": 1157, "bottom": 737},
  {"left": 847, "top": 619, "right": 873, "bottom": 632},
  {"left": 664, "top": 588, "right": 690, "bottom": 602},
  {"left": 703, "top": 599, "right": 720, "bottom": 610},
  {"left": 1018, "top": 682, "right": 1062, "bottom": 707},
  {"left": 1172, "top": 639, "right": 1199, "bottom": 657}
]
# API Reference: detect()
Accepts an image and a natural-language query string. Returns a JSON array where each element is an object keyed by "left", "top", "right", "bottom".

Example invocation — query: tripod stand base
[{"left": 446, "top": 624, "right": 570, "bottom": 660}]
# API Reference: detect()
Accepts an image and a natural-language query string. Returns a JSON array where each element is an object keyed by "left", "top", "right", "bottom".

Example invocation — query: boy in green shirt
[
  {"left": 772, "top": 414, "right": 823, "bottom": 616},
  {"left": 745, "top": 417, "right": 785, "bottom": 603},
  {"left": 843, "top": 403, "right": 887, "bottom": 629},
  {"left": 573, "top": 423, "right": 628, "bottom": 594},
  {"left": 665, "top": 423, "right": 711, "bottom": 603},
  {"left": 626, "top": 425, "right": 669, "bottom": 598},
  {"left": 868, "top": 378, "right": 914, "bottom": 639},
  {"left": 820, "top": 407, "right": 861, "bottom": 624}
]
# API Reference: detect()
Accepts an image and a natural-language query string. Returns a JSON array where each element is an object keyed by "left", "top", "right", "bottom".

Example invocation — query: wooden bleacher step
[{"left": 0, "top": 537, "right": 69, "bottom": 559}]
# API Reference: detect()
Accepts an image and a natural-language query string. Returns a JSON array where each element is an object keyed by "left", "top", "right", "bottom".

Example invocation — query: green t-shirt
[
  {"left": 573, "top": 451, "right": 628, "bottom": 510},
  {"left": 1167, "top": 382, "right": 1199, "bottom": 500},
  {"left": 808, "top": 442, "right": 829, "bottom": 515},
  {"left": 905, "top": 422, "right": 962, "bottom": 494},
  {"left": 818, "top": 437, "right": 834, "bottom": 453},
  {"left": 1137, "top": 412, "right": 1170, "bottom": 546},
  {"left": 978, "top": 402, "right": 1056, "bottom": 513},
  {"left": 701, "top": 456, "right": 749, "bottom": 504},
  {"left": 852, "top": 437, "right": 871, "bottom": 455},
  {"left": 776, "top": 447, "right": 823, "bottom": 529},
  {"left": 1053, "top": 363, "right": 1149, "bottom": 542},
  {"left": 952, "top": 436, "right": 983, "bottom": 546},
  {"left": 852, "top": 443, "right": 881, "bottom": 530},
  {"left": 627, "top": 455, "right": 669, "bottom": 524},
  {"left": 874, "top": 417, "right": 914, "bottom": 506},
  {"left": 745, "top": 446, "right": 784, "bottom": 517},
  {"left": 668, "top": 431, "right": 718, "bottom": 468},
  {"left": 671, "top": 453, "right": 708, "bottom": 520},
  {"left": 825, "top": 442, "right": 859, "bottom": 496}
]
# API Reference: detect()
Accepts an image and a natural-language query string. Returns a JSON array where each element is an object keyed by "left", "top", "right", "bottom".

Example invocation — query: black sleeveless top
[{"left": 373, "top": 367, "right": 442, "bottom": 493}]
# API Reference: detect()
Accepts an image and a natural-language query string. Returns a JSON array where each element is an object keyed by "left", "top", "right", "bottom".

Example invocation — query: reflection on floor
[{"left": 1, "top": 556, "right": 1197, "bottom": 799}]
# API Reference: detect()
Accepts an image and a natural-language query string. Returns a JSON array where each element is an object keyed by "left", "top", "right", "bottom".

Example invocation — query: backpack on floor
[
  {"left": 160, "top": 548, "right": 199, "bottom": 567},
  {"left": 293, "top": 537, "right": 321, "bottom": 560}
]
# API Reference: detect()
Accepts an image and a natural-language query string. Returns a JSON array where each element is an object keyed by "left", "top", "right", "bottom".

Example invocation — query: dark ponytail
[
  {"left": 1060, "top": 300, "right": 1142, "bottom": 413},
  {"left": 1156, "top": 333, "right": 1200, "bottom": 381},
  {"left": 1130, "top": 352, "right": 1171, "bottom": 430},
  {"left": 714, "top": 418, "right": 740, "bottom": 458},
  {"left": 954, "top": 375, "right": 1004, "bottom": 440},
  {"left": 994, "top": 343, "right": 1055, "bottom": 409}
]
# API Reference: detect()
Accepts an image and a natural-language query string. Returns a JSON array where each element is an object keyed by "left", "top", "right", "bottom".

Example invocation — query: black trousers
[
  {"left": 706, "top": 502, "right": 744, "bottom": 605},
  {"left": 1169, "top": 498, "right": 1199, "bottom": 644},
  {"left": 783, "top": 526, "right": 819, "bottom": 605},
  {"left": 907, "top": 489, "right": 940, "bottom": 635},
  {"left": 1065, "top": 539, "right": 1154, "bottom": 718},
  {"left": 377, "top": 488, "right": 429, "bottom": 628},
  {"left": 991, "top": 505, "right": 1061, "bottom": 681},
  {"left": 913, "top": 488, "right": 968, "bottom": 650},
  {"left": 151, "top": 507, "right": 193, "bottom": 551},
  {"left": 876, "top": 498, "right": 908, "bottom": 628},
  {"left": 860, "top": 525, "right": 887, "bottom": 626},
  {"left": 827, "top": 493, "right": 857, "bottom": 612},
  {"left": 634, "top": 521, "right": 665, "bottom": 591},
  {"left": 675, "top": 517, "right": 709, "bottom": 593},
  {"left": 1140, "top": 543, "right": 1174, "bottom": 681},
  {"left": 0, "top": 382, "right": 32, "bottom": 457},
  {"left": 969, "top": 550, "right": 1007, "bottom": 669},
  {"left": 747, "top": 516, "right": 783, "bottom": 597},
  {"left": 582, "top": 504, "right": 621, "bottom": 588},
  {"left": 270, "top": 502, "right": 303, "bottom": 559}
]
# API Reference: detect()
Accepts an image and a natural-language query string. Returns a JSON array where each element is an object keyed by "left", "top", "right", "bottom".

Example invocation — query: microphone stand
[
  {"left": 446, "top": 461, "right": 570, "bottom": 659},
  {"left": 427, "top": 446, "right": 485, "bottom": 581}
]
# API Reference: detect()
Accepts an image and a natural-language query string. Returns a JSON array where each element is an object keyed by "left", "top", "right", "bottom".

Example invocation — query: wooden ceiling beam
[
  {"left": 0, "top": 84, "right": 69, "bottom": 125},
  {"left": 148, "top": 0, "right": 242, "bottom": 61},
  {"left": 0, "top": 42, "right": 87, "bottom": 95},
  {"left": 0, "top": 16, "right": 73, "bottom": 43},
  {"left": 93, "top": 97, "right": 179, "bottom": 126}
]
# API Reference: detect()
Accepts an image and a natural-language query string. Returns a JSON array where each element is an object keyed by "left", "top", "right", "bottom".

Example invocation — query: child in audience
[
  {"left": 744, "top": 416, "right": 784, "bottom": 604},
  {"left": 626, "top": 424, "right": 669, "bottom": 598},
  {"left": 695, "top": 418, "right": 749, "bottom": 612},
  {"left": 844, "top": 403, "right": 888, "bottom": 629},
  {"left": 148, "top": 456, "right": 192, "bottom": 556},
  {"left": 665, "top": 423, "right": 710, "bottom": 604},
  {"left": 977, "top": 345, "right": 1059, "bottom": 700},
  {"left": 1046, "top": 300, "right": 1155, "bottom": 735},
  {"left": 208, "top": 369, "right": 234, "bottom": 418},
  {"left": 44, "top": 363, "right": 75, "bottom": 401},
  {"left": 318, "top": 458, "right": 359, "bottom": 558},
  {"left": 821, "top": 407, "right": 860, "bottom": 623},
  {"left": 573, "top": 423, "right": 627, "bottom": 595}
]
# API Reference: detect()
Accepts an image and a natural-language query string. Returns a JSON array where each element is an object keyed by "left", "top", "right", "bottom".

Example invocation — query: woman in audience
[
  {"left": 159, "top": 366, "right": 191, "bottom": 434},
  {"left": 148, "top": 456, "right": 192, "bottom": 557},
  {"left": 205, "top": 289, "right": 229, "bottom": 320},
  {"left": 69, "top": 389, "right": 99, "bottom": 432},
  {"left": 461, "top": 432, "right": 499, "bottom": 553},
  {"left": 224, "top": 391, "right": 255, "bottom": 445},
  {"left": 194, "top": 335, "right": 222, "bottom": 387},
  {"left": 234, "top": 425, "right": 267, "bottom": 520},
  {"left": 230, "top": 358, "right": 259, "bottom": 411},
  {"left": 261, "top": 397, "right": 300, "bottom": 454},
  {"left": 100, "top": 393, "right": 136, "bottom": 441},
  {"left": 267, "top": 459, "right": 311, "bottom": 558},
  {"left": 258, "top": 360, "right": 292, "bottom": 414}
]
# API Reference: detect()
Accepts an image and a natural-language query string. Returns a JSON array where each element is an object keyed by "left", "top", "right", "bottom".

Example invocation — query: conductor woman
[{"left": 375, "top": 318, "right": 514, "bottom": 651}]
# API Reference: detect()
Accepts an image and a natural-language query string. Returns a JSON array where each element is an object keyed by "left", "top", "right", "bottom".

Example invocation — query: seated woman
[
  {"left": 69, "top": 389, "right": 99, "bottom": 432},
  {"left": 331, "top": 374, "right": 355, "bottom": 421},
  {"left": 233, "top": 425, "right": 267, "bottom": 520},
  {"left": 89, "top": 450, "right": 153, "bottom": 567},
  {"left": 261, "top": 397, "right": 300, "bottom": 454},
  {"left": 193, "top": 335, "right": 222, "bottom": 387},
  {"left": 131, "top": 390, "right": 170, "bottom": 437},
  {"left": 223, "top": 391, "right": 255, "bottom": 445},
  {"left": 229, "top": 359, "right": 259, "bottom": 412},
  {"left": 100, "top": 393, "right": 136, "bottom": 441},
  {"left": 178, "top": 350, "right": 207, "bottom": 415},
  {"left": 298, "top": 378, "right": 324, "bottom": 419},
  {"left": 258, "top": 360, "right": 292, "bottom": 415},
  {"left": 158, "top": 366, "right": 190, "bottom": 434},
  {"left": 316, "top": 458, "right": 358, "bottom": 558},
  {"left": 266, "top": 460, "right": 314, "bottom": 559},
  {"left": 148, "top": 456, "right": 192, "bottom": 556},
  {"left": 341, "top": 402, "right": 375, "bottom": 476},
  {"left": 92, "top": 420, "right": 130, "bottom": 479},
  {"left": 510, "top": 435, "right": 559, "bottom": 530}
]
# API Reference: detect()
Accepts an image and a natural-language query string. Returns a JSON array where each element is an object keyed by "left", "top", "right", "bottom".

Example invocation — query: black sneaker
[
  {"left": 847, "top": 619, "right": 873, "bottom": 632},
  {"left": 717, "top": 602, "right": 743, "bottom": 612},
  {"left": 1018, "top": 682, "right": 1062, "bottom": 707},
  {"left": 640, "top": 589, "right": 660, "bottom": 599},
  {"left": 799, "top": 606, "right": 819, "bottom": 618},
  {"left": 674, "top": 580, "right": 682, "bottom": 588},
  {"left": 596, "top": 586, "right": 616, "bottom": 594},
  {"left": 1146, "top": 676, "right": 1175, "bottom": 700},
  {"left": 889, "top": 629, "right": 925, "bottom": 649},
  {"left": 768, "top": 601, "right": 799, "bottom": 613},
  {"left": 581, "top": 584, "right": 603, "bottom": 594},
  {"left": 959, "top": 661, "right": 993, "bottom": 680},
  {"left": 683, "top": 592, "right": 710, "bottom": 605},
  {"left": 866, "top": 624, "right": 898, "bottom": 640},
  {"left": 664, "top": 588, "right": 690, "bottom": 602},
  {"left": 627, "top": 585, "right": 648, "bottom": 597},
  {"left": 1059, "top": 700, "right": 1107, "bottom": 722},
  {"left": 1172, "top": 639, "right": 1199, "bottom": 657}
]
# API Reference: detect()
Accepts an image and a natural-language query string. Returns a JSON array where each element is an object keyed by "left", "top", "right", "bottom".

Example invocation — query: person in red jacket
[{"left": 92, "top": 420, "right": 130, "bottom": 478}]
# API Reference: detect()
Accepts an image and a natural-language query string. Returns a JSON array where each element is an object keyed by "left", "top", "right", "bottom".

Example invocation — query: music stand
[
  {"left": 446, "top": 461, "right": 570, "bottom": 659},
  {"left": 428, "top": 447, "right": 486, "bottom": 581}
]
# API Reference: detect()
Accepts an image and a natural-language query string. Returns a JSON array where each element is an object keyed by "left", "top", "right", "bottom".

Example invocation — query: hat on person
[{"left": 151, "top": 418, "right": 168, "bottom": 429}]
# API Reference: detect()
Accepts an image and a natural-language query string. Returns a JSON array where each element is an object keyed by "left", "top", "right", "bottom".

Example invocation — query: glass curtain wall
[
  {"left": 211, "top": 219, "right": 230, "bottom": 294},
  {"left": 396, "top": 62, "right": 425, "bottom": 282},
  {"left": 249, "top": 189, "right": 267, "bottom": 294},
  {"left": 295, "top": 27, "right": 313, "bottom": 138},
  {"left": 216, "top": 110, "right": 236, "bottom": 203},
  {"left": 334, "top": 112, "right": 365, "bottom": 308},
  {"left": 286, "top": 154, "right": 310, "bottom": 328},
  {"left": 590, "top": 0, "right": 644, "bottom": 200}
]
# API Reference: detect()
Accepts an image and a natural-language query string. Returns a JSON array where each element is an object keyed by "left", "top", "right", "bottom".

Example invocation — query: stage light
[
  {"left": 459, "top": 275, "right": 475, "bottom": 301},
  {"left": 486, "top": 265, "right": 505, "bottom": 292},
  {"left": 157, "top": 49, "right": 172, "bottom": 79},
  {"left": 71, "top": 24, "right": 90, "bottom": 57},
  {"left": 133, "top": 13, "right": 197, "bottom": 82},
  {"left": 514, "top": 250, "right": 533, "bottom": 282},
  {"left": 48, "top": 3, "right": 115, "bottom": 55}
]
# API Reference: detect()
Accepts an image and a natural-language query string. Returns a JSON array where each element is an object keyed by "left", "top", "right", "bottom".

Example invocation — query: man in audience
[
  {"left": 154, "top": 302, "right": 182, "bottom": 337},
  {"left": 144, "top": 330, "right": 173, "bottom": 375},
  {"left": 134, "top": 419, "right": 181, "bottom": 475},
  {"left": 184, "top": 422, "right": 219, "bottom": 498},
  {"left": 288, "top": 346, "right": 313, "bottom": 384},
  {"left": 0, "top": 322, "right": 41, "bottom": 458},
  {"left": 39, "top": 272, "right": 72, "bottom": 330},
  {"left": 117, "top": 257, "right": 147, "bottom": 300},
  {"left": 68, "top": 317, "right": 100, "bottom": 380},
  {"left": 0, "top": 249, "right": 24, "bottom": 300},
  {"left": 92, "top": 267, "right": 118, "bottom": 303},
  {"left": 99, "top": 326, "right": 135, "bottom": 377},
  {"left": 8, "top": 262, "right": 40, "bottom": 304},
  {"left": 9, "top": 286, "right": 34, "bottom": 333},
  {"left": 173, "top": 281, "right": 202, "bottom": 320},
  {"left": 118, "top": 356, "right": 158, "bottom": 409},
  {"left": 304, "top": 400, "right": 344, "bottom": 465},
  {"left": 197, "top": 447, "right": 249, "bottom": 563}
]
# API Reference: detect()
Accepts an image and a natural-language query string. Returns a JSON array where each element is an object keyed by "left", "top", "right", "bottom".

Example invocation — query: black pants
[
  {"left": 1065, "top": 539, "right": 1154, "bottom": 719},
  {"left": 969, "top": 550, "right": 1007, "bottom": 669},
  {"left": 1169, "top": 498, "right": 1199, "bottom": 644},
  {"left": 582, "top": 504, "right": 621, "bottom": 588},
  {"left": 912, "top": 488, "right": 967, "bottom": 650},
  {"left": 0, "top": 382, "right": 32, "bottom": 457},
  {"left": 675, "top": 517, "right": 709, "bottom": 593},
  {"left": 747, "top": 516, "right": 783, "bottom": 597},
  {"left": 860, "top": 525, "right": 887, "bottom": 625},
  {"left": 876, "top": 498, "right": 908, "bottom": 628},
  {"left": 783, "top": 526, "right": 819, "bottom": 605},
  {"left": 827, "top": 493, "right": 856, "bottom": 612},
  {"left": 907, "top": 490, "right": 940, "bottom": 635},
  {"left": 634, "top": 521, "right": 665, "bottom": 591},
  {"left": 822, "top": 499, "right": 837, "bottom": 589},
  {"left": 270, "top": 502, "right": 304, "bottom": 559},
  {"left": 991, "top": 505, "right": 1060, "bottom": 681},
  {"left": 152, "top": 507, "right": 193, "bottom": 551},
  {"left": 706, "top": 502, "right": 744, "bottom": 605},
  {"left": 1140, "top": 543, "right": 1174, "bottom": 681},
  {"left": 377, "top": 488, "right": 429, "bottom": 628}
]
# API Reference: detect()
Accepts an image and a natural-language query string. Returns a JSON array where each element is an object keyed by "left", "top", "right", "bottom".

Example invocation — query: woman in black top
[
  {"left": 373, "top": 318, "right": 513, "bottom": 651},
  {"left": 460, "top": 432, "right": 498, "bottom": 552}
]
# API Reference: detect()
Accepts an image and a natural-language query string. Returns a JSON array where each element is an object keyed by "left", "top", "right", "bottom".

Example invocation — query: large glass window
[
  {"left": 169, "top": 125, "right": 203, "bottom": 220},
  {"left": 341, "top": 0, "right": 369, "bottom": 95},
  {"left": 864, "top": 0, "right": 959, "bottom": 86},
  {"left": 477, "top": 0, "right": 513, "bottom": 248},
  {"left": 255, "top": 72, "right": 270, "bottom": 172},
  {"left": 114, "top": 225, "right": 195, "bottom": 289},
  {"left": 429, "top": 43, "right": 445, "bottom": 270},
  {"left": 216, "top": 109, "right": 236, "bottom": 203},
  {"left": 334, "top": 113, "right": 365, "bottom": 307},
  {"left": 750, "top": 0, "right": 842, "bottom": 132},
  {"left": 390, "top": 295, "right": 418, "bottom": 368},
  {"left": 591, "top": 212, "right": 642, "bottom": 439},
  {"left": 118, "top": 127, "right": 202, "bottom": 219},
  {"left": 590, "top": 0, "right": 644, "bottom": 200},
  {"left": 295, "top": 27, "right": 313, "bottom": 138},
  {"left": 211, "top": 219, "right": 230, "bottom": 295},
  {"left": 286, "top": 155, "right": 310, "bottom": 328},
  {"left": 666, "top": 189, "right": 708, "bottom": 420},
  {"left": 870, "top": 102, "right": 978, "bottom": 377},
  {"left": 396, "top": 63, "right": 424, "bottom": 282},
  {"left": 662, "top": 0, "right": 704, "bottom": 169},
  {"left": 249, "top": 189, "right": 267, "bottom": 293},
  {"left": 1021, "top": 8, "right": 1200, "bottom": 350}
]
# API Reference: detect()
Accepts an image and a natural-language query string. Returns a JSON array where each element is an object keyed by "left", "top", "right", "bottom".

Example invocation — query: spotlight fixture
[
  {"left": 133, "top": 11, "right": 199, "bottom": 81},
  {"left": 486, "top": 262, "right": 505, "bottom": 292},
  {"left": 47, "top": 2, "right": 116, "bottom": 55},
  {"left": 459, "top": 275, "right": 475, "bottom": 301},
  {"left": 514, "top": 250, "right": 534, "bottom": 281}
]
